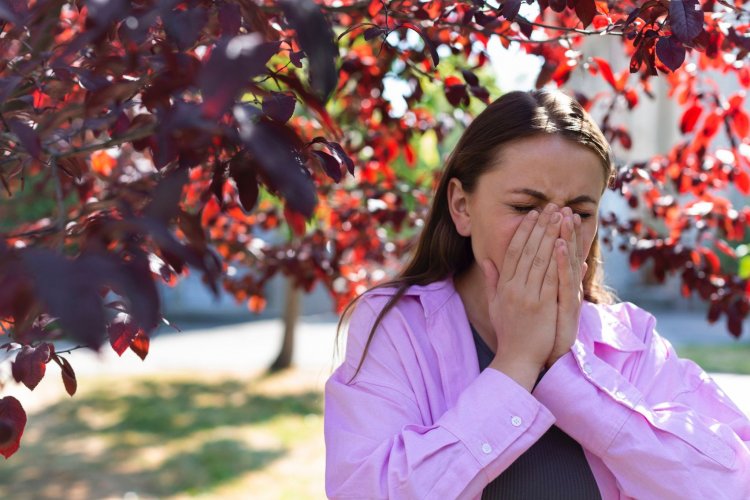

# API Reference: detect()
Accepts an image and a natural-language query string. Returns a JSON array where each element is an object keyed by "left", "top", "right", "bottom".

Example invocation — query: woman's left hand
[{"left": 546, "top": 208, "right": 587, "bottom": 369}]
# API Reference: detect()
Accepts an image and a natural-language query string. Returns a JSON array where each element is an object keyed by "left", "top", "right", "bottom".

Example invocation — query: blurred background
[{"left": 2, "top": 4, "right": 750, "bottom": 500}]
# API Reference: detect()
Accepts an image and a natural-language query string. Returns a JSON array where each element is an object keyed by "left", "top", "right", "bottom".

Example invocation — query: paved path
[{"left": 4, "top": 309, "right": 749, "bottom": 416}]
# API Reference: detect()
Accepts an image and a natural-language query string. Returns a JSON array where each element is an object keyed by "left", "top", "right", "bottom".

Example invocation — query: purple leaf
[
  {"left": 235, "top": 112, "right": 317, "bottom": 217},
  {"left": 364, "top": 27, "right": 384, "bottom": 41},
  {"left": 229, "top": 153, "right": 260, "bottom": 213},
  {"left": 669, "top": 0, "right": 703, "bottom": 43},
  {"left": 312, "top": 150, "right": 342, "bottom": 182},
  {"left": 85, "top": 0, "right": 130, "bottom": 27},
  {"left": 327, "top": 141, "right": 355, "bottom": 175},
  {"left": 0, "top": 76, "right": 22, "bottom": 102},
  {"left": 574, "top": 0, "right": 597, "bottom": 28},
  {"left": 280, "top": 0, "right": 339, "bottom": 102},
  {"left": 20, "top": 248, "right": 107, "bottom": 350},
  {"left": 162, "top": 6, "right": 208, "bottom": 50},
  {"left": 461, "top": 69, "right": 479, "bottom": 86},
  {"left": 290, "top": 50, "right": 305, "bottom": 68},
  {"left": 656, "top": 36, "right": 686, "bottom": 72},
  {"left": 263, "top": 92, "right": 296, "bottom": 123},
  {"left": 500, "top": 0, "right": 522, "bottom": 22},
  {"left": 144, "top": 167, "right": 190, "bottom": 223},
  {"left": 548, "top": 0, "right": 567, "bottom": 13},
  {"left": 200, "top": 35, "right": 281, "bottom": 118},
  {"left": 7, "top": 119, "right": 41, "bottom": 159},
  {"left": 218, "top": 2, "right": 242, "bottom": 37},
  {"left": 400, "top": 23, "right": 439, "bottom": 67}
]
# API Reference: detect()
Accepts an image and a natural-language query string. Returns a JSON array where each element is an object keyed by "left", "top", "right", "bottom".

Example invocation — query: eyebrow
[{"left": 509, "top": 188, "right": 597, "bottom": 205}]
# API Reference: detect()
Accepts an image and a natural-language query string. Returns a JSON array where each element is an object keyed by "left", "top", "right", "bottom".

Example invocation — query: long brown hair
[{"left": 339, "top": 89, "right": 617, "bottom": 381}]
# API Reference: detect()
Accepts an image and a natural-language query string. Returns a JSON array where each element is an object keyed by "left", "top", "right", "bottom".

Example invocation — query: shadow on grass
[{"left": 0, "top": 378, "right": 322, "bottom": 498}]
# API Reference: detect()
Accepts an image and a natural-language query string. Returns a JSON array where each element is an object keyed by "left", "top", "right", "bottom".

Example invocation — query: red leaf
[
  {"left": 11, "top": 343, "right": 52, "bottom": 390},
  {"left": 108, "top": 320, "right": 140, "bottom": 356},
  {"left": 0, "top": 396, "right": 26, "bottom": 459},
  {"left": 284, "top": 206, "right": 307, "bottom": 237},
  {"left": 715, "top": 239, "right": 736, "bottom": 258},
  {"left": 51, "top": 354, "right": 77, "bottom": 396},
  {"left": 574, "top": 0, "right": 597, "bottom": 28},
  {"left": 130, "top": 332, "right": 150, "bottom": 361},
  {"left": 732, "top": 110, "right": 749, "bottom": 138},
  {"left": 404, "top": 144, "right": 415, "bottom": 166},
  {"left": 592, "top": 57, "right": 618, "bottom": 90},
  {"left": 700, "top": 248, "right": 721, "bottom": 274},
  {"left": 735, "top": 169, "right": 750, "bottom": 195},
  {"left": 680, "top": 104, "right": 703, "bottom": 134}
]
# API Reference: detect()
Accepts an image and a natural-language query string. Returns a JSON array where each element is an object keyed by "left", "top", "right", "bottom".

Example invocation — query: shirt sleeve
[
  {"left": 533, "top": 304, "right": 750, "bottom": 499},
  {"left": 324, "top": 297, "right": 555, "bottom": 499}
]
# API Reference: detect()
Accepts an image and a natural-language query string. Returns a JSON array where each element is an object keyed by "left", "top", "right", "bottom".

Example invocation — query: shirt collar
[{"left": 580, "top": 301, "right": 646, "bottom": 352}]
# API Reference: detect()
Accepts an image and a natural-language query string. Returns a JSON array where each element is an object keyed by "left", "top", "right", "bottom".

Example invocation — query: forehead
[{"left": 484, "top": 134, "right": 607, "bottom": 198}]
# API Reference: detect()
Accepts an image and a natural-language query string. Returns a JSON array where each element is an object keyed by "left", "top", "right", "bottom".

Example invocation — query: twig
[
  {"left": 55, "top": 125, "right": 156, "bottom": 159},
  {"left": 54, "top": 344, "right": 89, "bottom": 355}
]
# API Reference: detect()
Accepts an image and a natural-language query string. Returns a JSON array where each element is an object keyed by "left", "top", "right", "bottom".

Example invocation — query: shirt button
[
  {"left": 582, "top": 363, "right": 593, "bottom": 375},
  {"left": 481, "top": 443, "right": 492, "bottom": 454},
  {"left": 511, "top": 416, "right": 522, "bottom": 427}
]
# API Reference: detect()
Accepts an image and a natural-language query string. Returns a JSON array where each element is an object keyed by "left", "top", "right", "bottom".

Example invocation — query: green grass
[
  {"left": 677, "top": 343, "right": 750, "bottom": 375},
  {"left": 0, "top": 373, "right": 324, "bottom": 499}
]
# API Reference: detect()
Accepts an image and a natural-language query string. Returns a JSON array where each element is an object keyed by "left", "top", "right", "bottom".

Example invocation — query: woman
[{"left": 324, "top": 90, "right": 750, "bottom": 499}]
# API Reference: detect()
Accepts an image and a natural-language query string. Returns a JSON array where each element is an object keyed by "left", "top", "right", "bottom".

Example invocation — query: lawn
[
  {"left": 677, "top": 343, "right": 750, "bottom": 375},
  {"left": 0, "top": 369, "right": 326, "bottom": 499}
]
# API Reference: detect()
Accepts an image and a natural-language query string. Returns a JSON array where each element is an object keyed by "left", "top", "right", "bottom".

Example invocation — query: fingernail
[
  {"left": 546, "top": 203, "right": 558, "bottom": 212},
  {"left": 551, "top": 212, "right": 562, "bottom": 223},
  {"left": 528, "top": 209, "right": 539, "bottom": 219},
  {"left": 574, "top": 214, "right": 581, "bottom": 225},
  {"left": 562, "top": 206, "right": 572, "bottom": 216}
]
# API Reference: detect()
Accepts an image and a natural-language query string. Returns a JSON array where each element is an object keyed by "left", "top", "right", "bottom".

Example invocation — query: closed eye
[{"left": 510, "top": 205, "right": 593, "bottom": 219}]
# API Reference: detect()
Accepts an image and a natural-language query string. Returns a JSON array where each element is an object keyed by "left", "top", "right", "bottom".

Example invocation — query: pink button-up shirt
[{"left": 324, "top": 278, "right": 750, "bottom": 499}]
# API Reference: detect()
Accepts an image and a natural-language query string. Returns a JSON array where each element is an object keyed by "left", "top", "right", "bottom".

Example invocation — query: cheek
[{"left": 581, "top": 222, "right": 598, "bottom": 258}]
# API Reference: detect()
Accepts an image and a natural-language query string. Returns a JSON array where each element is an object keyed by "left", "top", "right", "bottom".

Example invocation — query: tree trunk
[{"left": 269, "top": 277, "right": 301, "bottom": 372}]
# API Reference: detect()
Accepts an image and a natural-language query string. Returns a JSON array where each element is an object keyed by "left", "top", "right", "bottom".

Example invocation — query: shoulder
[
  {"left": 580, "top": 300, "right": 661, "bottom": 352},
  {"left": 341, "top": 277, "right": 456, "bottom": 368}
]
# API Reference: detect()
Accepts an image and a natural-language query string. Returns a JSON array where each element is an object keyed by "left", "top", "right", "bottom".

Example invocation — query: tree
[{"left": 0, "top": 0, "right": 748, "bottom": 458}]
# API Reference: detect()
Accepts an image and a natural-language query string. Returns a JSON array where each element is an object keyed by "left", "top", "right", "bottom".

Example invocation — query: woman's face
[{"left": 448, "top": 134, "right": 607, "bottom": 278}]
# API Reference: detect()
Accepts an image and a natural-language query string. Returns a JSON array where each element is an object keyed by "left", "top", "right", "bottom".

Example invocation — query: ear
[{"left": 447, "top": 178, "right": 471, "bottom": 237}]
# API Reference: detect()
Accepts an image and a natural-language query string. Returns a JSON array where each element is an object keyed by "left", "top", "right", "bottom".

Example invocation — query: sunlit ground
[{"left": 0, "top": 369, "right": 325, "bottom": 499}]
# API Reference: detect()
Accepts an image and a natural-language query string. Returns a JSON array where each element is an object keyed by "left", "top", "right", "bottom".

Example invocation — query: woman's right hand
[{"left": 481, "top": 203, "right": 562, "bottom": 391}]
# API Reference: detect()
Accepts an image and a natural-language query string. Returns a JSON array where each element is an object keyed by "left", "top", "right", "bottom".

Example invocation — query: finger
[
  {"left": 526, "top": 210, "right": 563, "bottom": 293},
  {"left": 574, "top": 213, "right": 583, "bottom": 267},
  {"left": 513, "top": 203, "right": 558, "bottom": 282},
  {"left": 480, "top": 258, "right": 500, "bottom": 305},
  {"left": 563, "top": 213, "right": 579, "bottom": 283},
  {"left": 556, "top": 237, "right": 575, "bottom": 307},
  {"left": 499, "top": 209, "right": 540, "bottom": 283},
  {"left": 542, "top": 239, "right": 560, "bottom": 300}
]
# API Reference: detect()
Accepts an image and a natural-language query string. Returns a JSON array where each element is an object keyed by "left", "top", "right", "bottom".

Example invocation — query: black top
[{"left": 470, "top": 325, "right": 602, "bottom": 500}]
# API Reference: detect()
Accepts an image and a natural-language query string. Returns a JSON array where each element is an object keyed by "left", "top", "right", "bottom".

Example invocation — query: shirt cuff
[
  {"left": 440, "top": 367, "right": 556, "bottom": 469},
  {"left": 533, "top": 351, "right": 633, "bottom": 455}
]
